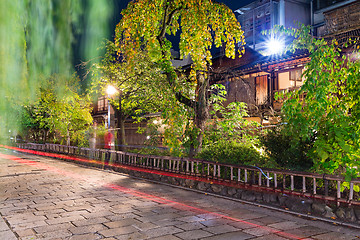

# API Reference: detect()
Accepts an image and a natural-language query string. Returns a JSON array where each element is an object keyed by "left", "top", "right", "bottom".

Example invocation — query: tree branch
[
  {"left": 155, "top": 1, "right": 194, "bottom": 109},
  {"left": 175, "top": 92, "right": 194, "bottom": 108},
  {"left": 157, "top": 1, "right": 184, "bottom": 40}
]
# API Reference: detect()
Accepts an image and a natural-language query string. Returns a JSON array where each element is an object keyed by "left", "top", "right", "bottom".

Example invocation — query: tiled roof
[{"left": 232, "top": 49, "right": 309, "bottom": 73}]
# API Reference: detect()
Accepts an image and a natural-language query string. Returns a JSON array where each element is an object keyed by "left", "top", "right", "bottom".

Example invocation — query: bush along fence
[{"left": 15, "top": 143, "right": 360, "bottom": 225}]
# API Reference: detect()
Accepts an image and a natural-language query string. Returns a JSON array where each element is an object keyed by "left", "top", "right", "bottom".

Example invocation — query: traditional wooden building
[
  {"left": 211, "top": 47, "right": 310, "bottom": 124},
  {"left": 91, "top": 96, "right": 149, "bottom": 148},
  {"left": 212, "top": 0, "right": 360, "bottom": 124}
]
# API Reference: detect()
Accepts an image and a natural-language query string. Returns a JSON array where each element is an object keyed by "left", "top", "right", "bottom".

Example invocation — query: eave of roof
[{"left": 231, "top": 49, "right": 310, "bottom": 74}]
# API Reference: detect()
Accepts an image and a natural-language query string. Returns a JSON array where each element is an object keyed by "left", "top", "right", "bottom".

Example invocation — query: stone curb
[{"left": 23, "top": 150, "right": 360, "bottom": 227}]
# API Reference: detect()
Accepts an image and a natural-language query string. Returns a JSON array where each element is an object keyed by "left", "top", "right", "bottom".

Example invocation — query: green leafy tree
[
  {"left": 19, "top": 75, "right": 93, "bottom": 146},
  {"left": 19, "top": 102, "right": 49, "bottom": 143},
  {"left": 204, "top": 84, "right": 260, "bottom": 146},
  {"left": 115, "top": 0, "right": 245, "bottom": 156},
  {"left": 276, "top": 25, "right": 360, "bottom": 181},
  {"left": 197, "top": 84, "right": 265, "bottom": 166},
  {"left": 92, "top": 41, "right": 172, "bottom": 150}
]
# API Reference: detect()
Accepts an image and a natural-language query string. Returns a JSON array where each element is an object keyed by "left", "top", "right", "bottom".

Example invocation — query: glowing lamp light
[
  {"left": 106, "top": 85, "right": 118, "bottom": 96},
  {"left": 266, "top": 38, "right": 285, "bottom": 55},
  {"left": 106, "top": 85, "right": 118, "bottom": 129}
]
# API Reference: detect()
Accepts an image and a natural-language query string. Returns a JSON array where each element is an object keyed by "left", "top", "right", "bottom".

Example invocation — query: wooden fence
[{"left": 16, "top": 143, "right": 360, "bottom": 206}]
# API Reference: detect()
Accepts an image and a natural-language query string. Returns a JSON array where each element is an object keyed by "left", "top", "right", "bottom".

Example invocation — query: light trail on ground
[
  {"left": 0, "top": 150, "right": 304, "bottom": 239},
  {"left": 0, "top": 145, "right": 283, "bottom": 192}
]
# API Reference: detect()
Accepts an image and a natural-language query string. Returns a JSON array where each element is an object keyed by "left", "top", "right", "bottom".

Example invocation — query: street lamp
[
  {"left": 105, "top": 85, "right": 125, "bottom": 150},
  {"left": 106, "top": 85, "right": 117, "bottom": 129}
]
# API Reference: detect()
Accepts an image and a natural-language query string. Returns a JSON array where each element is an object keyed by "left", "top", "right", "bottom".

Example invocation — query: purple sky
[
  {"left": 116, "top": 0, "right": 256, "bottom": 15},
  {"left": 216, "top": 0, "right": 257, "bottom": 10}
]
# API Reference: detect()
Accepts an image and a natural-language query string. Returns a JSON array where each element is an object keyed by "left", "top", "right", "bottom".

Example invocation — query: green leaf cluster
[
  {"left": 260, "top": 125, "right": 314, "bottom": 171},
  {"left": 197, "top": 141, "right": 271, "bottom": 167},
  {"left": 18, "top": 74, "right": 93, "bottom": 146},
  {"left": 116, "top": 0, "right": 244, "bottom": 77},
  {"left": 91, "top": 41, "right": 170, "bottom": 123},
  {"left": 276, "top": 25, "right": 360, "bottom": 181},
  {"left": 204, "top": 84, "right": 260, "bottom": 146}
]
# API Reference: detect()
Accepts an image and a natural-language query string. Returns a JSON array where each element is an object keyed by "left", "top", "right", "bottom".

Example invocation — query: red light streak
[
  {"left": 105, "top": 184, "right": 302, "bottom": 239},
  {"left": 0, "top": 149, "right": 303, "bottom": 240},
  {"left": 0, "top": 153, "right": 90, "bottom": 182},
  {"left": 0, "top": 145, "right": 262, "bottom": 190}
]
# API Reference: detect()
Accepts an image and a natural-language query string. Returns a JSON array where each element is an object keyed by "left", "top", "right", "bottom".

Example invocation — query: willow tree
[
  {"left": 0, "top": 0, "right": 112, "bottom": 143},
  {"left": 115, "top": 0, "right": 245, "bottom": 156}
]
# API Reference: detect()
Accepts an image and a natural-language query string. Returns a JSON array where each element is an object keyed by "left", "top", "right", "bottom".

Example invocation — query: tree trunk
[
  {"left": 157, "top": 18, "right": 209, "bottom": 157},
  {"left": 42, "top": 129, "right": 47, "bottom": 143},
  {"left": 115, "top": 108, "right": 126, "bottom": 151},
  {"left": 66, "top": 128, "right": 70, "bottom": 146},
  {"left": 189, "top": 73, "right": 209, "bottom": 157}
]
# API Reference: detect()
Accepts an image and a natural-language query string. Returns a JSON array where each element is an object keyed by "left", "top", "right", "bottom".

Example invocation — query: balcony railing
[{"left": 16, "top": 142, "right": 360, "bottom": 206}]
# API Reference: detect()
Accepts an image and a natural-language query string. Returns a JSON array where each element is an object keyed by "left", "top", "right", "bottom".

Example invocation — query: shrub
[
  {"left": 127, "top": 147, "right": 171, "bottom": 156},
  {"left": 260, "top": 126, "right": 314, "bottom": 171},
  {"left": 196, "top": 141, "right": 272, "bottom": 167}
]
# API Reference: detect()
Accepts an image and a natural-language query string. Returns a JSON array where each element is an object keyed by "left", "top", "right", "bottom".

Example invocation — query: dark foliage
[{"left": 260, "top": 126, "right": 314, "bottom": 171}]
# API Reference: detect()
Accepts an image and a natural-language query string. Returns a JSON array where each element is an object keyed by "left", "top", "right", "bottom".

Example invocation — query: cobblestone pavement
[{"left": 0, "top": 149, "right": 359, "bottom": 240}]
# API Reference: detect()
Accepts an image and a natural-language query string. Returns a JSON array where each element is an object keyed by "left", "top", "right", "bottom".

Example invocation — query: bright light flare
[
  {"left": 266, "top": 38, "right": 285, "bottom": 55},
  {"left": 106, "top": 85, "right": 118, "bottom": 95}
]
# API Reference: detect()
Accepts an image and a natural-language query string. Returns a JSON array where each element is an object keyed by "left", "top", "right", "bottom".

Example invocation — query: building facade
[
  {"left": 236, "top": 0, "right": 311, "bottom": 54},
  {"left": 216, "top": 0, "right": 360, "bottom": 124}
]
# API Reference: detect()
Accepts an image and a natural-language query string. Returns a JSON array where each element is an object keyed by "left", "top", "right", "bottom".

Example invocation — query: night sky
[{"left": 115, "top": 0, "right": 256, "bottom": 15}]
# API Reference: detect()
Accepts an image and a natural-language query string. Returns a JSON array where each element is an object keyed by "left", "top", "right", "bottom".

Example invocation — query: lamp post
[
  {"left": 106, "top": 85, "right": 117, "bottom": 129},
  {"left": 106, "top": 85, "right": 125, "bottom": 150}
]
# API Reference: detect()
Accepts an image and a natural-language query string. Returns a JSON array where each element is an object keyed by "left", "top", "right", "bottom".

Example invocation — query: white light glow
[
  {"left": 266, "top": 38, "right": 285, "bottom": 55},
  {"left": 106, "top": 85, "right": 117, "bottom": 95}
]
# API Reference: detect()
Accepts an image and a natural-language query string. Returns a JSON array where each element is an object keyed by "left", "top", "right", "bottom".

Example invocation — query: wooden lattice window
[{"left": 289, "top": 69, "right": 303, "bottom": 87}]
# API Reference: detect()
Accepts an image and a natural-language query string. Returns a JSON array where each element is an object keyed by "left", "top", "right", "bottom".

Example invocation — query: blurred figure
[
  {"left": 104, "top": 130, "right": 113, "bottom": 165},
  {"left": 104, "top": 130, "right": 113, "bottom": 150}
]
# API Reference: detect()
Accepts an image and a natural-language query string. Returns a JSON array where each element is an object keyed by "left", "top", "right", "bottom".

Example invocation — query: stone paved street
[{"left": 0, "top": 149, "right": 359, "bottom": 240}]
